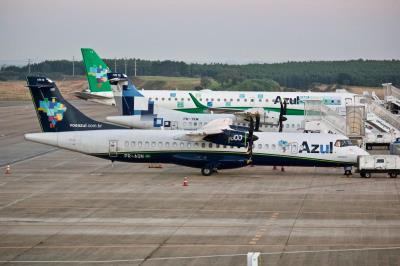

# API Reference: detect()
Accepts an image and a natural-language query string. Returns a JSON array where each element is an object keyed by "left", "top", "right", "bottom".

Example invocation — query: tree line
[{"left": 1, "top": 58, "right": 399, "bottom": 89}]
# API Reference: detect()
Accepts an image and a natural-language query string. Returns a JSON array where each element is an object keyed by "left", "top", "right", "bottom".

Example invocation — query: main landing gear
[
  {"left": 344, "top": 166, "right": 352, "bottom": 176},
  {"left": 201, "top": 164, "right": 218, "bottom": 176}
]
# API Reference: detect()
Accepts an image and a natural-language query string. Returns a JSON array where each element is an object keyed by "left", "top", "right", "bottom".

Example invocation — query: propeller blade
[
  {"left": 283, "top": 101, "right": 287, "bottom": 115},
  {"left": 255, "top": 115, "right": 260, "bottom": 132}
]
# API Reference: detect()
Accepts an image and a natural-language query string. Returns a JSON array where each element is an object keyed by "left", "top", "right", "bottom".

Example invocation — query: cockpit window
[{"left": 335, "top": 139, "right": 353, "bottom": 147}]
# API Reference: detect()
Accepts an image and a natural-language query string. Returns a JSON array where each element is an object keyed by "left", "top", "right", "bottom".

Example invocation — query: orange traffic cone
[
  {"left": 5, "top": 165, "right": 11, "bottom": 174},
  {"left": 183, "top": 177, "right": 188, "bottom": 186}
]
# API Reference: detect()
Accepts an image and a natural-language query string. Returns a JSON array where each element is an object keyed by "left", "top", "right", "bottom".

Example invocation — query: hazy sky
[{"left": 1, "top": 0, "right": 399, "bottom": 64}]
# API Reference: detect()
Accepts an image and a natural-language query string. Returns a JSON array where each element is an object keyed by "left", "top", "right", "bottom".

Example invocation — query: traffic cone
[
  {"left": 281, "top": 166, "right": 285, "bottom": 172},
  {"left": 5, "top": 165, "right": 11, "bottom": 174},
  {"left": 183, "top": 177, "right": 188, "bottom": 186},
  {"left": 273, "top": 166, "right": 277, "bottom": 170}
]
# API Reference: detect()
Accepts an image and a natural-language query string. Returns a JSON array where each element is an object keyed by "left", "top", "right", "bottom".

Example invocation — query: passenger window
[
  {"left": 125, "top": 141, "right": 129, "bottom": 147},
  {"left": 161, "top": 98, "right": 165, "bottom": 101},
  {"left": 180, "top": 142, "right": 184, "bottom": 148},
  {"left": 258, "top": 144, "right": 262, "bottom": 149},
  {"left": 251, "top": 99, "right": 254, "bottom": 102},
  {"left": 131, "top": 141, "right": 136, "bottom": 147},
  {"left": 165, "top": 142, "right": 170, "bottom": 148},
  {"left": 151, "top": 142, "right": 156, "bottom": 147},
  {"left": 217, "top": 98, "right": 220, "bottom": 102},
  {"left": 189, "top": 122, "right": 192, "bottom": 126},
  {"left": 237, "top": 99, "right": 240, "bottom": 102},
  {"left": 194, "top": 122, "right": 197, "bottom": 126},
  {"left": 173, "top": 142, "right": 177, "bottom": 148},
  {"left": 187, "top": 143, "right": 191, "bottom": 148},
  {"left": 194, "top": 142, "right": 199, "bottom": 148},
  {"left": 265, "top": 144, "right": 269, "bottom": 149},
  {"left": 158, "top": 142, "right": 163, "bottom": 147},
  {"left": 209, "top": 143, "right": 213, "bottom": 148},
  {"left": 272, "top": 144, "right": 276, "bottom": 149},
  {"left": 145, "top": 141, "right": 149, "bottom": 147},
  {"left": 376, "top": 159, "right": 385, "bottom": 163},
  {"left": 201, "top": 143, "right": 206, "bottom": 148},
  {"left": 216, "top": 144, "right": 220, "bottom": 148},
  {"left": 244, "top": 99, "right": 247, "bottom": 102},
  {"left": 138, "top": 141, "right": 142, "bottom": 147}
]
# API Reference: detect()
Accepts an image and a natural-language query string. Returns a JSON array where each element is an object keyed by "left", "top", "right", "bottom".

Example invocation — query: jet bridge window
[{"left": 334, "top": 139, "right": 353, "bottom": 147}]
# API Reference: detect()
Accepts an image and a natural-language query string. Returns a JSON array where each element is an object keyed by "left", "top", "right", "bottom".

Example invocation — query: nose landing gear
[{"left": 344, "top": 166, "right": 352, "bottom": 176}]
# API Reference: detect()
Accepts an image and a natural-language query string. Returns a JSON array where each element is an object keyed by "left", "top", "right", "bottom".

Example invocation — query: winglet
[{"left": 189, "top": 93, "right": 208, "bottom": 109}]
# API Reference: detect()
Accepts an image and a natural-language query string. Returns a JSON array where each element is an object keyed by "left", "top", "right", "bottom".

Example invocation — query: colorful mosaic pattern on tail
[
  {"left": 38, "top": 98, "right": 67, "bottom": 128},
  {"left": 88, "top": 65, "right": 109, "bottom": 88}
]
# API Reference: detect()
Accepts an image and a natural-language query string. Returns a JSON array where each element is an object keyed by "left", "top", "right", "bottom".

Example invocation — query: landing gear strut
[{"left": 344, "top": 166, "right": 352, "bottom": 176}]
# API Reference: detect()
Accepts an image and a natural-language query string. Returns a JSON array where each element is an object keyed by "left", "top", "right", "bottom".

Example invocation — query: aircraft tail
[
  {"left": 107, "top": 73, "right": 154, "bottom": 116},
  {"left": 81, "top": 48, "right": 112, "bottom": 93},
  {"left": 26, "top": 76, "right": 124, "bottom": 132}
]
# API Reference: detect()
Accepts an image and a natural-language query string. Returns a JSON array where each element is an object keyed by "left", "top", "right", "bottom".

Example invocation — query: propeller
[
  {"left": 247, "top": 116, "right": 255, "bottom": 164},
  {"left": 278, "top": 101, "right": 287, "bottom": 132}
]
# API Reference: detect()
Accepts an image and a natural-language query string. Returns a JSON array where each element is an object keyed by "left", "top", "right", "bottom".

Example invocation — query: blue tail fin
[
  {"left": 27, "top": 76, "right": 125, "bottom": 132},
  {"left": 107, "top": 73, "right": 154, "bottom": 116}
]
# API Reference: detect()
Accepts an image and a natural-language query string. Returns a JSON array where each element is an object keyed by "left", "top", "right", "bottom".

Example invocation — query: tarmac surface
[{"left": 0, "top": 101, "right": 400, "bottom": 265}]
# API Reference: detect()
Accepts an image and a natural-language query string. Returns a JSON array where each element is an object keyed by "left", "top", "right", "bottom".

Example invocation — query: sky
[{"left": 0, "top": 0, "right": 399, "bottom": 64}]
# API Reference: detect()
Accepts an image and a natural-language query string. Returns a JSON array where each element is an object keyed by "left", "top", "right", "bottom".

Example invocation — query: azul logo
[
  {"left": 274, "top": 96, "right": 300, "bottom": 105},
  {"left": 278, "top": 140, "right": 289, "bottom": 151},
  {"left": 38, "top": 98, "right": 67, "bottom": 128},
  {"left": 88, "top": 65, "right": 109, "bottom": 88},
  {"left": 299, "top": 141, "right": 333, "bottom": 154}
]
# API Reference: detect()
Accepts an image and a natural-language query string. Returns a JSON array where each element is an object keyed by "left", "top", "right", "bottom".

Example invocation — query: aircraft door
[
  {"left": 290, "top": 142, "right": 298, "bottom": 154},
  {"left": 109, "top": 140, "right": 118, "bottom": 158},
  {"left": 171, "top": 121, "right": 178, "bottom": 130}
]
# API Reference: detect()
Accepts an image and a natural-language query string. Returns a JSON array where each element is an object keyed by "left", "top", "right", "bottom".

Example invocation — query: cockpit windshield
[{"left": 334, "top": 139, "right": 353, "bottom": 147}]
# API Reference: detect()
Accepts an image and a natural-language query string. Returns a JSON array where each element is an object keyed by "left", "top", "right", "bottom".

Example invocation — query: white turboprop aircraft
[
  {"left": 25, "top": 76, "right": 368, "bottom": 176},
  {"left": 105, "top": 73, "right": 304, "bottom": 132}
]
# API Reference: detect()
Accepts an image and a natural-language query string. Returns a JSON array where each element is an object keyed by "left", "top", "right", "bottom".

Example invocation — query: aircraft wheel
[
  {"left": 344, "top": 170, "right": 352, "bottom": 176},
  {"left": 389, "top": 172, "right": 398, "bottom": 178},
  {"left": 201, "top": 167, "right": 213, "bottom": 176}
]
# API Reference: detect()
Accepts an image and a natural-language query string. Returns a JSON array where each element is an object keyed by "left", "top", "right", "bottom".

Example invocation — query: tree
[{"left": 200, "top": 76, "right": 212, "bottom": 88}]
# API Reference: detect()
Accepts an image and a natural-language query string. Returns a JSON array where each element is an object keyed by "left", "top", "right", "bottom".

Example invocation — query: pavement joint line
[
  {"left": 277, "top": 169, "right": 316, "bottom": 263},
  {"left": 2, "top": 246, "right": 400, "bottom": 264}
]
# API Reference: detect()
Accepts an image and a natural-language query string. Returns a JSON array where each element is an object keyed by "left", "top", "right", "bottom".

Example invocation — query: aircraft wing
[
  {"left": 175, "top": 118, "right": 233, "bottom": 141},
  {"left": 189, "top": 93, "right": 244, "bottom": 113},
  {"left": 189, "top": 93, "right": 279, "bottom": 125}
]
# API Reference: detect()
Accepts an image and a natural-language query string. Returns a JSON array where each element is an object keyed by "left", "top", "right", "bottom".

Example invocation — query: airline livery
[
  {"left": 26, "top": 77, "right": 368, "bottom": 176},
  {"left": 78, "top": 48, "right": 357, "bottom": 116}
]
